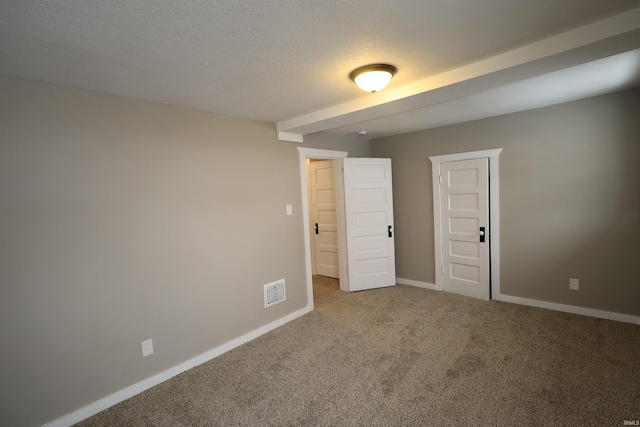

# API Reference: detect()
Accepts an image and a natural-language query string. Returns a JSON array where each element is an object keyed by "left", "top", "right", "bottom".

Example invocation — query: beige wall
[
  {"left": 0, "top": 76, "right": 368, "bottom": 427},
  {"left": 5, "top": 71, "right": 637, "bottom": 425},
  {"left": 371, "top": 88, "right": 640, "bottom": 317}
]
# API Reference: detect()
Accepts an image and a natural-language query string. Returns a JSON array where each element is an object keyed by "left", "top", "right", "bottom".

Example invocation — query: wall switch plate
[
  {"left": 286, "top": 204, "right": 292, "bottom": 216},
  {"left": 141, "top": 339, "right": 154, "bottom": 357},
  {"left": 569, "top": 278, "right": 579, "bottom": 291}
]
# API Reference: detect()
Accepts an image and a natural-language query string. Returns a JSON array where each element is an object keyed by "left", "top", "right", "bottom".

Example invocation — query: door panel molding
[{"left": 430, "top": 148, "right": 502, "bottom": 299}]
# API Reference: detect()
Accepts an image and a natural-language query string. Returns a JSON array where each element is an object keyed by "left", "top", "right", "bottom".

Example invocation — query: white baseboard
[
  {"left": 494, "top": 293, "right": 640, "bottom": 325},
  {"left": 396, "top": 277, "right": 439, "bottom": 291},
  {"left": 397, "top": 277, "right": 639, "bottom": 325},
  {"left": 44, "top": 305, "right": 313, "bottom": 427},
  {"left": 44, "top": 285, "right": 640, "bottom": 427}
]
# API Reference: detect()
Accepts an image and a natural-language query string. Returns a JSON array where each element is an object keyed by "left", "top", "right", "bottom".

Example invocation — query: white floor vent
[{"left": 264, "top": 279, "right": 286, "bottom": 308}]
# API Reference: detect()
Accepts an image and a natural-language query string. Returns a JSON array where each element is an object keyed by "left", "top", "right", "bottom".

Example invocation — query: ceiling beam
[{"left": 276, "top": 7, "right": 640, "bottom": 141}]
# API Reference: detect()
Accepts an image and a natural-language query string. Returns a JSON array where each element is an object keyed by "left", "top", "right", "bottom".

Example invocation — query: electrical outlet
[
  {"left": 569, "top": 278, "right": 579, "bottom": 291},
  {"left": 141, "top": 339, "right": 154, "bottom": 357}
]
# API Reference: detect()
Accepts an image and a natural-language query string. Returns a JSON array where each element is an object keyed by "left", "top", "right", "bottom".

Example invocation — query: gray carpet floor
[{"left": 76, "top": 277, "right": 640, "bottom": 426}]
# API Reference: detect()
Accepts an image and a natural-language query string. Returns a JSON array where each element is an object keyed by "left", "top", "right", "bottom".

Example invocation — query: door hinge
[
  {"left": 439, "top": 174, "right": 442, "bottom": 184},
  {"left": 441, "top": 266, "right": 445, "bottom": 275}
]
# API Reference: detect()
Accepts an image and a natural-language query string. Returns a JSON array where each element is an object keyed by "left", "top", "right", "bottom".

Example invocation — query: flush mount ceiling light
[{"left": 349, "top": 63, "right": 397, "bottom": 93}]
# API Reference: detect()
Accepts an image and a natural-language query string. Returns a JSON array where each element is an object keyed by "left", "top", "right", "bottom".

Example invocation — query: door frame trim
[
  {"left": 430, "top": 148, "right": 503, "bottom": 298},
  {"left": 298, "top": 148, "right": 349, "bottom": 309}
]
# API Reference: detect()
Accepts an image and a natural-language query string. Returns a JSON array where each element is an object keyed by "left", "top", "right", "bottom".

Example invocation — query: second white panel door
[
  {"left": 441, "top": 158, "right": 490, "bottom": 300},
  {"left": 310, "top": 160, "right": 339, "bottom": 278}
]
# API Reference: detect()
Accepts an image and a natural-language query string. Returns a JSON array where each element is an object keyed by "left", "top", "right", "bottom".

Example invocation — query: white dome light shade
[
  {"left": 350, "top": 64, "right": 397, "bottom": 93},
  {"left": 354, "top": 71, "right": 393, "bottom": 92}
]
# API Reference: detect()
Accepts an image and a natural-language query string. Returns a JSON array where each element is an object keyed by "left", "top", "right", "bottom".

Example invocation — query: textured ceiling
[{"left": 1, "top": 0, "right": 640, "bottom": 139}]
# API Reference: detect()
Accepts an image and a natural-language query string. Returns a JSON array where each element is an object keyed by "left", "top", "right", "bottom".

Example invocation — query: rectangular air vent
[{"left": 264, "top": 279, "right": 286, "bottom": 308}]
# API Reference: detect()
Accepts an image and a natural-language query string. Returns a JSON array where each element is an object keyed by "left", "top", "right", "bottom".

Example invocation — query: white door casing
[
  {"left": 310, "top": 160, "right": 339, "bottom": 278},
  {"left": 343, "top": 158, "right": 396, "bottom": 291},
  {"left": 430, "top": 149, "right": 502, "bottom": 300},
  {"left": 298, "top": 148, "right": 349, "bottom": 307},
  {"left": 441, "top": 158, "right": 489, "bottom": 300}
]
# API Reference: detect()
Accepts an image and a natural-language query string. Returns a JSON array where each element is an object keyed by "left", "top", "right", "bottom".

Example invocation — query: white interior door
[
  {"left": 440, "top": 158, "right": 490, "bottom": 300},
  {"left": 343, "top": 158, "right": 396, "bottom": 292},
  {"left": 310, "top": 160, "right": 339, "bottom": 278}
]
